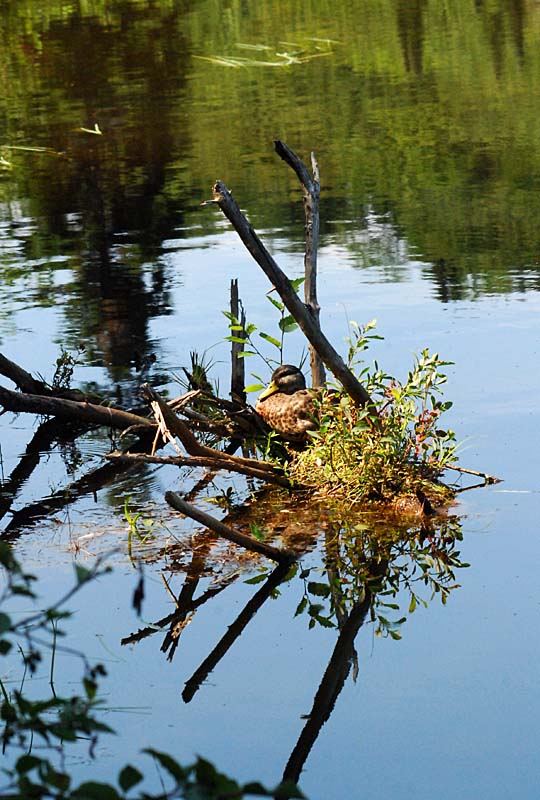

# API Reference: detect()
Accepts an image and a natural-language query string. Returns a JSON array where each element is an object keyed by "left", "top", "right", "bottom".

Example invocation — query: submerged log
[{"left": 165, "top": 491, "right": 295, "bottom": 565}]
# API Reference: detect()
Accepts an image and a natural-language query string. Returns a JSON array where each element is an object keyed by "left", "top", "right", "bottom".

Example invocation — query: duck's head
[{"left": 257, "top": 364, "right": 307, "bottom": 401}]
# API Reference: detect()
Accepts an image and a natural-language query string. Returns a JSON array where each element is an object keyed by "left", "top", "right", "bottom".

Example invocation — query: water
[{"left": 1, "top": 2, "right": 540, "bottom": 797}]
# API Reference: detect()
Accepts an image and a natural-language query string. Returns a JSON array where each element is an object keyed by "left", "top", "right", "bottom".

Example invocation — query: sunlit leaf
[
  {"left": 267, "top": 295, "right": 284, "bottom": 311},
  {"left": 259, "top": 332, "right": 281, "bottom": 348}
]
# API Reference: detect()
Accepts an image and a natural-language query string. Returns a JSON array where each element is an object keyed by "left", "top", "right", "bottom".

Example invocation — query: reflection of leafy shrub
[
  {"left": 292, "top": 513, "right": 467, "bottom": 640},
  {"left": 291, "top": 321, "right": 458, "bottom": 505}
]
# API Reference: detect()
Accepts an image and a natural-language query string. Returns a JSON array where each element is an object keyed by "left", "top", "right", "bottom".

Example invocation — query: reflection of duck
[{"left": 255, "top": 365, "right": 318, "bottom": 440}]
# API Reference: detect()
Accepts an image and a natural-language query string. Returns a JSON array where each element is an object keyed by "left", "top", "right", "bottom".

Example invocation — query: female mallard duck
[{"left": 255, "top": 364, "right": 318, "bottom": 440}]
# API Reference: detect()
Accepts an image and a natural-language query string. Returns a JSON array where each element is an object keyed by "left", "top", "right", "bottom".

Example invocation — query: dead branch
[
  {"left": 0, "top": 384, "right": 154, "bottom": 431},
  {"left": 205, "top": 180, "right": 373, "bottom": 409},
  {"left": 104, "top": 451, "right": 290, "bottom": 487},
  {"left": 0, "top": 352, "right": 47, "bottom": 394},
  {"left": 445, "top": 464, "right": 502, "bottom": 484},
  {"left": 274, "top": 140, "right": 326, "bottom": 388},
  {"left": 141, "top": 383, "right": 285, "bottom": 478},
  {"left": 165, "top": 491, "right": 295, "bottom": 564}
]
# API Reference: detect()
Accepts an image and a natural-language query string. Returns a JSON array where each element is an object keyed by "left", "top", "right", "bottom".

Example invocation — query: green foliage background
[{"left": 1, "top": 0, "right": 540, "bottom": 299}]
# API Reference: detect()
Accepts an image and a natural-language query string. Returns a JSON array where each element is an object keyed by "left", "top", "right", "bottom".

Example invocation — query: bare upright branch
[
  {"left": 274, "top": 140, "right": 326, "bottom": 388},
  {"left": 230, "top": 279, "right": 246, "bottom": 403},
  {"left": 208, "top": 181, "right": 373, "bottom": 408}
]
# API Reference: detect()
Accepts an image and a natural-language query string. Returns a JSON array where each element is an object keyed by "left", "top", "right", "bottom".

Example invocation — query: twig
[
  {"left": 445, "top": 464, "right": 502, "bottom": 484},
  {"left": 141, "top": 383, "right": 287, "bottom": 479}
]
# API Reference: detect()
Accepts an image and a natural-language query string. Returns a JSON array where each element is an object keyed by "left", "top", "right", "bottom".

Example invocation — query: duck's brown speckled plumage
[{"left": 255, "top": 365, "right": 318, "bottom": 440}]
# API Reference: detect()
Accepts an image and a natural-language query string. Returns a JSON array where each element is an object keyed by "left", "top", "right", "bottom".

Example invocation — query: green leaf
[
  {"left": 242, "top": 781, "right": 271, "bottom": 795},
  {"left": 72, "top": 781, "right": 121, "bottom": 799},
  {"left": 144, "top": 749, "right": 187, "bottom": 781},
  {"left": 250, "top": 523, "right": 265, "bottom": 541},
  {"left": 314, "top": 614, "right": 335, "bottom": 628},
  {"left": 0, "top": 613, "right": 11, "bottom": 634},
  {"left": 294, "top": 597, "right": 308, "bottom": 616},
  {"left": 118, "top": 765, "right": 143, "bottom": 792},
  {"left": 278, "top": 315, "right": 298, "bottom": 333},
  {"left": 273, "top": 778, "right": 306, "bottom": 798},
  {"left": 244, "top": 573, "right": 268, "bottom": 585},
  {"left": 16, "top": 754, "right": 43, "bottom": 774},
  {"left": 259, "top": 332, "right": 281, "bottom": 349},
  {"left": 225, "top": 335, "right": 248, "bottom": 344},
  {"left": 409, "top": 595, "right": 417, "bottom": 613},
  {"left": 237, "top": 351, "right": 257, "bottom": 358},
  {"left": 307, "top": 581, "right": 330, "bottom": 597},
  {"left": 290, "top": 277, "right": 305, "bottom": 292},
  {"left": 83, "top": 677, "right": 97, "bottom": 700},
  {"left": 244, "top": 383, "right": 264, "bottom": 393},
  {"left": 267, "top": 295, "right": 284, "bottom": 311},
  {"left": 74, "top": 564, "right": 92, "bottom": 585}
]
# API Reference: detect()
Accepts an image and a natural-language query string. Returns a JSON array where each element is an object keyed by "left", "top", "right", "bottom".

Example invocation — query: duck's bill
[{"left": 258, "top": 380, "right": 278, "bottom": 401}]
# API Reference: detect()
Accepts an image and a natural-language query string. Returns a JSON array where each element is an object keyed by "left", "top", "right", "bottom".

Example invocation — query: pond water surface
[{"left": 1, "top": 2, "right": 540, "bottom": 798}]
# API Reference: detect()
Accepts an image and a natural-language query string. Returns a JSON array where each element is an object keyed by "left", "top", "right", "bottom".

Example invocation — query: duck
[{"left": 255, "top": 364, "right": 318, "bottom": 440}]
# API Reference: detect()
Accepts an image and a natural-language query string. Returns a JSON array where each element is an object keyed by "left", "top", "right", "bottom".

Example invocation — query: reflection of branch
[
  {"left": 182, "top": 562, "right": 290, "bottom": 703},
  {"left": 0, "top": 418, "right": 65, "bottom": 522},
  {"left": 283, "top": 591, "right": 372, "bottom": 785},
  {"left": 121, "top": 577, "right": 234, "bottom": 648},
  {"left": 1, "top": 456, "right": 141, "bottom": 540}
]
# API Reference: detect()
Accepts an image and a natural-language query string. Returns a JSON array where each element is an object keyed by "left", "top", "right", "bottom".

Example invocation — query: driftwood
[
  {"left": 0, "top": 384, "right": 153, "bottom": 432},
  {"left": 0, "top": 352, "right": 47, "bottom": 394}
]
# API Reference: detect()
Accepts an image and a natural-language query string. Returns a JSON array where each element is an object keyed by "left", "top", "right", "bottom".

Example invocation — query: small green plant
[
  {"left": 290, "top": 321, "right": 458, "bottom": 505},
  {"left": 51, "top": 346, "right": 85, "bottom": 391},
  {"left": 223, "top": 278, "right": 305, "bottom": 393},
  {"left": 124, "top": 497, "right": 156, "bottom": 563}
]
